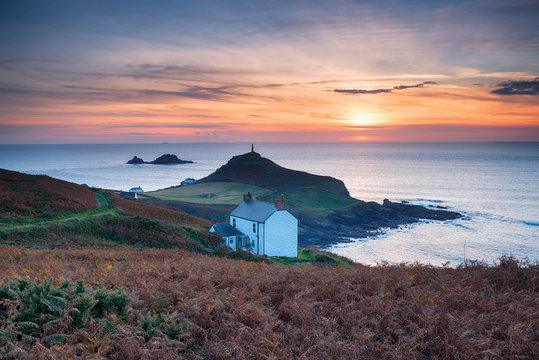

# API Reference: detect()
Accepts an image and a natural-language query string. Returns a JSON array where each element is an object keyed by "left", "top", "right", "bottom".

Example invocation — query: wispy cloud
[
  {"left": 491, "top": 77, "right": 539, "bottom": 95},
  {"left": 334, "top": 81, "right": 437, "bottom": 95}
]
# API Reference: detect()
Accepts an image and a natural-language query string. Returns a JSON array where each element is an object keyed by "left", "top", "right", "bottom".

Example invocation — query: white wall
[
  {"left": 209, "top": 227, "right": 236, "bottom": 250},
  {"left": 230, "top": 216, "right": 262, "bottom": 254},
  {"left": 263, "top": 211, "right": 298, "bottom": 257}
]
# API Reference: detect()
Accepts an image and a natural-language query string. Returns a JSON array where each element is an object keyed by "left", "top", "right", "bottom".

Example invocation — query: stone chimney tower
[{"left": 275, "top": 195, "right": 286, "bottom": 210}]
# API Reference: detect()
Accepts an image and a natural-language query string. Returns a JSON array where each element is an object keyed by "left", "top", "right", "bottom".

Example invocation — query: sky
[{"left": 1, "top": 0, "right": 538, "bottom": 143}]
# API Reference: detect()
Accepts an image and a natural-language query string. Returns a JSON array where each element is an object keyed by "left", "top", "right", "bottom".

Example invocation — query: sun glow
[{"left": 349, "top": 113, "right": 380, "bottom": 127}]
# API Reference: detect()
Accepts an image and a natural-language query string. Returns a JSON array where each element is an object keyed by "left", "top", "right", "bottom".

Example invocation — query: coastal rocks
[
  {"left": 126, "top": 154, "right": 194, "bottom": 165},
  {"left": 127, "top": 156, "right": 144, "bottom": 164},
  {"left": 298, "top": 199, "right": 462, "bottom": 248},
  {"left": 151, "top": 154, "right": 193, "bottom": 164}
]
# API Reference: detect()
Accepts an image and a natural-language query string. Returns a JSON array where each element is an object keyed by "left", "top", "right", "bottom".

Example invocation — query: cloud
[
  {"left": 334, "top": 81, "right": 437, "bottom": 95},
  {"left": 334, "top": 88, "right": 391, "bottom": 95},
  {"left": 392, "top": 81, "right": 437, "bottom": 90},
  {"left": 491, "top": 77, "right": 539, "bottom": 95}
]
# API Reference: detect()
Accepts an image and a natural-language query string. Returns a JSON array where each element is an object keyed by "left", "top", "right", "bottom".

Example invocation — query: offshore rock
[
  {"left": 127, "top": 154, "right": 193, "bottom": 165},
  {"left": 127, "top": 156, "right": 144, "bottom": 164}
]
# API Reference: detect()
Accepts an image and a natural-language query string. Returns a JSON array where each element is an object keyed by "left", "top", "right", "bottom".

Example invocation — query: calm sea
[{"left": 1, "top": 142, "right": 538, "bottom": 266}]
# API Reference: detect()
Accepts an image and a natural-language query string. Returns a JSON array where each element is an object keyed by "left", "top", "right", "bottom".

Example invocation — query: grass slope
[
  {"left": 144, "top": 183, "right": 358, "bottom": 219},
  {"left": 145, "top": 182, "right": 270, "bottom": 205},
  {"left": 0, "top": 169, "right": 97, "bottom": 224}
]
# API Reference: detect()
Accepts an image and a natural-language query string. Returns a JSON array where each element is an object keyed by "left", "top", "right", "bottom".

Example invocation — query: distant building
[
  {"left": 181, "top": 178, "right": 196, "bottom": 186},
  {"left": 129, "top": 186, "right": 144, "bottom": 193},
  {"left": 120, "top": 191, "right": 138, "bottom": 199},
  {"left": 210, "top": 193, "right": 298, "bottom": 257}
]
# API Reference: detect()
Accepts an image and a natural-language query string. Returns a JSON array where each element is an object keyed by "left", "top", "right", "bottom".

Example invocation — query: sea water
[{"left": 1, "top": 142, "right": 537, "bottom": 266}]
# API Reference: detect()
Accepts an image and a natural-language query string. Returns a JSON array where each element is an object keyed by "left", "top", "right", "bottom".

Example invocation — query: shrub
[
  {"left": 139, "top": 311, "right": 188, "bottom": 340},
  {"left": 313, "top": 253, "right": 337, "bottom": 265},
  {"left": 0, "top": 279, "right": 129, "bottom": 342}
]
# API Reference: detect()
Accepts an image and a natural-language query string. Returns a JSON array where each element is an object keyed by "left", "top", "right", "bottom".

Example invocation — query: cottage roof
[
  {"left": 211, "top": 223, "right": 246, "bottom": 237},
  {"left": 230, "top": 200, "right": 277, "bottom": 222}
]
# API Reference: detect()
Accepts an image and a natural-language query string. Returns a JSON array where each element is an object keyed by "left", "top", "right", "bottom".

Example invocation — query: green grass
[
  {"left": 145, "top": 182, "right": 271, "bottom": 205},
  {"left": 92, "top": 188, "right": 111, "bottom": 209},
  {"left": 270, "top": 248, "right": 356, "bottom": 267},
  {"left": 278, "top": 188, "right": 358, "bottom": 216},
  {"left": 145, "top": 182, "right": 357, "bottom": 217}
]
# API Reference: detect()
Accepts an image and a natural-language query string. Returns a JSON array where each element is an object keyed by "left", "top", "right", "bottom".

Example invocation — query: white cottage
[{"left": 210, "top": 194, "right": 298, "bottom": 257}]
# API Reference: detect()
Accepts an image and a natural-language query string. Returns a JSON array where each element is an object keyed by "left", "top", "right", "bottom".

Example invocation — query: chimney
[{"left": 275, "top": 195, "right": 286, "bottom": 210}]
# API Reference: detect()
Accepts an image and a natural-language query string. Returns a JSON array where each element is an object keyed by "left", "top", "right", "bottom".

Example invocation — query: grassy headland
[{"left": 144, "top": 181, "right": 271, "bottom": 205}]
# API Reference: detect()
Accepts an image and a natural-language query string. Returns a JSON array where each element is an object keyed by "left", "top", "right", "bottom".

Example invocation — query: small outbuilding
[
  {"left": 209, "top": 223, "right": 250, "bottom": 250},
  {"left": 120, "top": 191, "right": 138, "bottom": 199},
  {"left": 181, "top": 178, "right": 196, "bottom": 186}
]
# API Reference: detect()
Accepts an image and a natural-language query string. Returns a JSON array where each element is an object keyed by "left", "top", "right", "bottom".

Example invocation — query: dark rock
[
  {"left": 127, "top": 156, "right": 144, "bottom": 164},
  {"left": 150, "top": 154, "right": 193, "bottom": 165},
  {"left": 298, "top": 199, "right": 462, "bottom": 248},
  {"left": 127, "top": 154, "right": 194, "bottom": 165}
]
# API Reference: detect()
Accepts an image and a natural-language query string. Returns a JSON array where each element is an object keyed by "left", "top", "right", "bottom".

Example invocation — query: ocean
[{"left": 1, "top": 142, "right": 538, "bottom": 266}]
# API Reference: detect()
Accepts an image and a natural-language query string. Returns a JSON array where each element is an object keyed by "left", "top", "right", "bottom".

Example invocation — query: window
[
  {"left": 229, "top": 238, "right": 234, "bottom": 245},
  {"left": 253, "top": 223, "right": 256, "bottom": 233},
  {"left": 232, "top": 218, "right": 236, "bottom": 227}
]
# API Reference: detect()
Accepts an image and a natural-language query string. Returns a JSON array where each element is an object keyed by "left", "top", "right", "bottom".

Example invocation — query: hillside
[
  {"left": 0, "top": 169, "right": 536, "bottom": 359},
  {"left": 0, "top": 169, "right": 223, "bottom": 253},
  {"left": 1, "top": 247, "right": 536, "bottom": 359},
  {"left": 0, "top": 169, "right": 97, "bottom": 224},
  {"left": 197, "top": 151, "right": 350, "bottom": 196}
]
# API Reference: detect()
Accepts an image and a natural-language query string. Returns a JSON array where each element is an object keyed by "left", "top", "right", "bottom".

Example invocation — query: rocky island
[{"left": 127, "top": 154, "right": 194, "bottom": 165}]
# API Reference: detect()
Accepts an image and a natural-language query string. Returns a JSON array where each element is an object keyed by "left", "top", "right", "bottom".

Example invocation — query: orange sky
[{"left": 1, "top": 1, "right": 538, "bottom": 143}]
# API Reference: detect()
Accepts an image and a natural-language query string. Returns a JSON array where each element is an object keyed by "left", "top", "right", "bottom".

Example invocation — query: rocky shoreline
[{"left": 298, "top": 199, "right": 462, "bottom": 247}]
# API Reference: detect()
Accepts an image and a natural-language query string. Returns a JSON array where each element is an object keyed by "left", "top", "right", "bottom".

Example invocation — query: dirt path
[{"left": 95, "top": 191, "right": 109, "bottom": 208}]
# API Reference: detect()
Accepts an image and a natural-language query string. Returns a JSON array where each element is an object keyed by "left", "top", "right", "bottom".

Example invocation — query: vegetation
[
  {"left": 259, "top": 187, "right": 358, "bottom": 217},
  {"left": 198, "top": 151, "right": 350, "bottom": 196},
  {"left": 270, "top": 248, "right": 356, "bottom": 267},
  {"left": 0, "top": 169, "right": 97, "bottom": 225},
  {"left": 110, "top": 192, "right": 211, "bottom": 231},
  {"left": 1, "top": 247, "right": 536, "bottom": 359},
  {"left": 143, "top": 182, "right": 357, "bottom": 219},
  {"left": 145, "top": 182, "right": 270, "bottom": 205},
  {"left": 1, "top": 169, "right": 537, "bottom": 358}
]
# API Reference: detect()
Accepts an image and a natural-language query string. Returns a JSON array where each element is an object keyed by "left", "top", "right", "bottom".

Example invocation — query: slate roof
[
  {"left": 211, "top": 223, "right": 247, "bottom": 237},
  {"left": 230, "top": 200, "right": 277, "bottom": 222}
]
